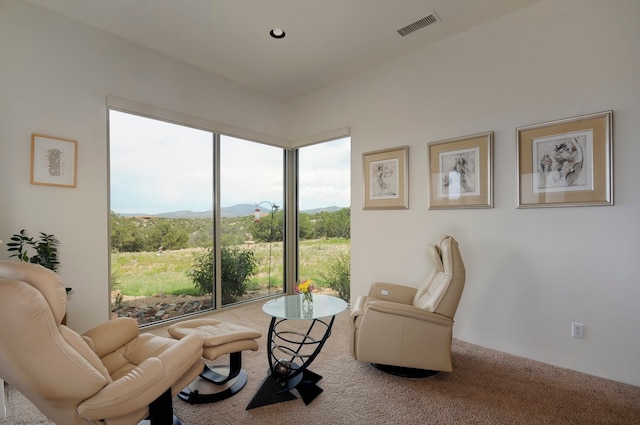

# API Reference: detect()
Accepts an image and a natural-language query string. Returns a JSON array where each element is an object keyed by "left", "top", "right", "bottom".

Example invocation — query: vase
[
  {"left": 302, "top": 291, "right": 313, "bottom": 305},
  {"left": 302, "top": 293, "right": 313, "bottom": 318}
]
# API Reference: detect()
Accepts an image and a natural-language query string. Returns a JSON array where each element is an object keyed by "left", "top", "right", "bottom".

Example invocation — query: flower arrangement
[{"left": 296, "top": 279, "right": 314, "bottom": 304}]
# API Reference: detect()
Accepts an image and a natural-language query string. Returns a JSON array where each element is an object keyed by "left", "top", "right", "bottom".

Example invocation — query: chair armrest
[
  {"left": 155, "top": 332, "right": 204, "bottom": 379},
  {"left": 367, "top": 282, "right": 417, "bottom": 305},
  {"left": 77, "top": 333, "right": 203, "bottom": 420},
  {"left": 350, "top": 283, "right": 417, "bottom": 327},
  {"left": 77, "top": 356, "right": 164, "bottom": 419},
  {"left": 366, "top": 300, "right": 453, "bottom": 327},
  {"left": 82, "top": 317, "right": 139, "bottom": 358},
  {"left": 349, "top": 295, "right": 367, "bottom": 328}
]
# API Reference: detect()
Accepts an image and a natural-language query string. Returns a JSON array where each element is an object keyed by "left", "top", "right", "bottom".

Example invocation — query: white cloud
[
  {"left": 110, "top": 111, "right": 349, "bottom": 214},
  {"left": 110, "top": 110, "right": 213, "bottom": 214},
  {"left": 299, "top": 138, "right": 350, "bottom": 209}
]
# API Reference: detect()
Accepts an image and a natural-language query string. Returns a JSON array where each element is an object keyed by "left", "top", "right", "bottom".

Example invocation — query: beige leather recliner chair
[
  {"left": 350, "top": 235, "right": 465, "bottom": 376},
  {"left": 0, "top": 261, "right": 205, "bottom": 425}
]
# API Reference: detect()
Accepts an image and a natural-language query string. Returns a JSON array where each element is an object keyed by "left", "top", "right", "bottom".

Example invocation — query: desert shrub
[
  {"left": 220, "top": 246, "right": 258, "bottom": 303},
  {"left": 187, "top": 247, "right": 214, "bottom": 294},
  {"left": 320, "top": 251, "right": 350, "bottom": 302},
  {"left": 187, "top": 246, "right": 258, "bottom": 304}
]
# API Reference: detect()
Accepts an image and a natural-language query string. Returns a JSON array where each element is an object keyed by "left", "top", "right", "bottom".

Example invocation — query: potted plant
[{"left": 6, "top": 229, "right": 60, "bottom": 271}]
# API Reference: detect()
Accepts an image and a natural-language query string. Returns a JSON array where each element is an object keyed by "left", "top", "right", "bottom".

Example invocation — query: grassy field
[{"left": 111, "top": 238, "right": 350, "bottom": 297}]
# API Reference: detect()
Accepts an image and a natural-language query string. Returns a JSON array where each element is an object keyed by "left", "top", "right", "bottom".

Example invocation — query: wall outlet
[{"left": 572, "top": 322, "right": 584, "bottom": 339}]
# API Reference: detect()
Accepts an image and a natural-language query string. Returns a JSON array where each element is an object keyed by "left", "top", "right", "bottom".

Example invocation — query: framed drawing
[
  {"left": 516, "top": 111, "right": 612, "bottom": 208},
  {"left": 362, "top": 145, "right": 409, "bottom": 210},
  {"left": 31, "top": 133, "right": 78, "bottom": 188},
  {"left": 428, "top": 132, "right": 493, "bottom": 209}
]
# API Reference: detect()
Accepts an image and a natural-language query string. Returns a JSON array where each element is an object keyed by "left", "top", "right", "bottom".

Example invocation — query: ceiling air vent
[{"left": 397, "top": 12, "right": 440, "bottom": 37}]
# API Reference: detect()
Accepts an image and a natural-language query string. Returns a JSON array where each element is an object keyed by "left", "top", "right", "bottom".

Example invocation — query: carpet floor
[{"left": 2, "top": 301, "right": 639, "bottom": 425}]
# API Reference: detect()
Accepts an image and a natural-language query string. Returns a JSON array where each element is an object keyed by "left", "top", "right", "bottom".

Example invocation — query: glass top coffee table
[{"left": 246, "top": 294, "right": 347, "bottom": 410}]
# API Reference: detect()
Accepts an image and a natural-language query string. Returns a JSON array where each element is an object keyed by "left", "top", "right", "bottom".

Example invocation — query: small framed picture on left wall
[{"left": 31, "top": 133, "right": 78, "bottom": 188}]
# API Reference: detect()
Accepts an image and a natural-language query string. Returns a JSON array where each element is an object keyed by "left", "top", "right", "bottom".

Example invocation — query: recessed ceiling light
[{"left": 269, "top": 27, "right": 286, "bottom": 39}]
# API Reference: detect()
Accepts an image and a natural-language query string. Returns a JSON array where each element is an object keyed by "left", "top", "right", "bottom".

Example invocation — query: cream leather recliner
[
  {"left": 0, "top": 261, "right": 205, "bottom": 425},
  {"left": 350, "top": 235, "right": 466, "bottom": 376}
]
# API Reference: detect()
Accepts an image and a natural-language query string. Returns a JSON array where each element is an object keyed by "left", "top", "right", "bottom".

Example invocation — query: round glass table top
[{"left": 263, "top": 294, "right": 348, "bottom": 319}]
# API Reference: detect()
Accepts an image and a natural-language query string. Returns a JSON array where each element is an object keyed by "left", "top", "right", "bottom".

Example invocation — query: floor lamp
[{"left": 254, "top": 201, "right": 279, "bottom": 294}]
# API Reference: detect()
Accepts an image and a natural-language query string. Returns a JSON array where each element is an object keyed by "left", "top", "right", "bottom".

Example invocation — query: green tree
[
  {"left": 298, "top": 213, "right": 315, "bottom": 240},
  {"left": 221, "top": 216, "right": 252, "bottom": 246},
  {"left": 333, "top": 207, "right": 351, "bottom": 238},
  {"left": 110, "top": 212, "right": 145, "bottom": 252},
  {"left": 146, "top": 219, "right": 189, "bottom": 251},
  {"left": 315, "top": 208, "right": 350, "bottom": 238},
  {"left": 250, "top": 210, "right": 283, "bottom": 242}
]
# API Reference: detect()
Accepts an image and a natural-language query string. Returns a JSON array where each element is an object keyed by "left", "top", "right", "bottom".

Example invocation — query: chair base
[
  {"left": 139, "top": 388, "right": 181, "bottom": 425},
  {"left": 138, "top": 415, "right": 181, "bottom": 425},
  {"left": 178, "top": 364, "right": 249, "bottom": 404},
  {"left": 371, "top": 363, "right": 439, "bottom": 378}
]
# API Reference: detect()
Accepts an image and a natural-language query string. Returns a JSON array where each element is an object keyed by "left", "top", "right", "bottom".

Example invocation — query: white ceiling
[{"left": 27, "top": 0, "right": 542, "bottom": 100}]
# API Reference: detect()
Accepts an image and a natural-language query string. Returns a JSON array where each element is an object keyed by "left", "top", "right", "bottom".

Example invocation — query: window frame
[{"left": 107, "top": 96, "right": 350, "bottom": 323}]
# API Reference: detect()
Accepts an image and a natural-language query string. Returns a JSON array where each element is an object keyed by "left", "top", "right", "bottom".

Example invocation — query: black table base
[
  {"left": 246, "top": 315, "right": 335, "bottom": 410},
  {"left": 246, "top": 366, "right": 323, "bottom": 409}
]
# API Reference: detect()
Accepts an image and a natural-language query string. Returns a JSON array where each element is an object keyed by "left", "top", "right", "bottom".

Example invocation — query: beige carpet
[{"left": 2, "top": 301, "right": 639, "bottom": 425}]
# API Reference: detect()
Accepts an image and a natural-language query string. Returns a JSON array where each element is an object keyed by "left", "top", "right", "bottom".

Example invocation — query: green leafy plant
[
  {"left": 187, "top": 246, "right": 258, "bottom": 304},
  {"left": 7, "top": 229, "right": 60, "bottom": 271},
  {"left": 319, "top": 251, "right": 350, "bottom": 302}
]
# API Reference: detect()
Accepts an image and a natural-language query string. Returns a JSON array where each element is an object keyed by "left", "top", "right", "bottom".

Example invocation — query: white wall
[
  {"left": 0, "top": 0, "right": 290, "bottom": 333},
  {"left": 289, "top": 0, "right": 640, "bottom": 386},
  {"left": 1, "top": 0, "right": 639, "bottom": 388}
]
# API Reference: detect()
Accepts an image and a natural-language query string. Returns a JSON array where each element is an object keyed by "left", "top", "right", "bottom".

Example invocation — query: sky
[{"left": 109, "top": 110, "right": 350, "bottom": 214}]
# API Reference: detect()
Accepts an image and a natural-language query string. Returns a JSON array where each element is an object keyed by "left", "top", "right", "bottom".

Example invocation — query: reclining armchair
[
  {"left": 0, "top": 260, "right": 205, "bottom": 425},
  {"left": 350, "top": 235, "right": 465, "bottom": 376}
]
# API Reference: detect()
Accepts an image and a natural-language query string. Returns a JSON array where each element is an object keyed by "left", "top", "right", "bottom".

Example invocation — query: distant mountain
[
  {"left": 228, "top": 205, "right": 344, "bottom": 216},
  {"left": 157, "top": 210, "right": 212, "bottom": 219},
  {"left": 301, "top": 206, "right": 343, "bottom": 214},
  {"left": 221, "top": 204, "right": 263, "bottom": 218},
  {"left": 117, "top": 204, "right": 346, "bottom": 219}
]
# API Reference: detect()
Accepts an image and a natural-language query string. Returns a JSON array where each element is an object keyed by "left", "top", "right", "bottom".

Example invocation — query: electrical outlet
[{"left": 572, "top": 322, "right": 584, "bottom": 339}]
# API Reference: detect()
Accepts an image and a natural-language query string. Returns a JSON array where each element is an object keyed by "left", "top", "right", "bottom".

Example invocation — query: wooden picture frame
[
  {"left": 428, "top": 132, "right": 493, "bottom": 209},
  {"left": 516, "top": 111, "right": 612, "bottom": 208},
  {"left": 362, "top": 145, "right": 409, "bottom": 210},
  {"left": 31, "top": 133, "right": 78, "bottom": 188}
]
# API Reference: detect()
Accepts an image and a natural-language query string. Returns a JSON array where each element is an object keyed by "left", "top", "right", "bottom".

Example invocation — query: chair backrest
[
  {"left": 0, "top": 260, "right": 67, "bottom": 323},
  {"left": 0, "top": 261, "right": 109, "bottom": 425},
  {"left": 412, "top": 236, "right": 466, "bottom": 318}
]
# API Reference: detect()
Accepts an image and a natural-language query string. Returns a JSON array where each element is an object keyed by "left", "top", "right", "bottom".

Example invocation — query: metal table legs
[{"left": 246, "top": 315, "right": 336, "bottom": 410}]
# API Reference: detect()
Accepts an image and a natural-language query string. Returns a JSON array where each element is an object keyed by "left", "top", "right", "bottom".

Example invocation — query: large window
[
  {"left": 109, "top": 110, "right": 217, "bottom": 324},
  {"left": 220, "top": 136, "right": 285, "bottom": 303},
  {"left": 297, "top": 138, "right": 351, "bottom": 300},
  {"left": 109, "top": 105, "right": 349, "bottom": 326}
]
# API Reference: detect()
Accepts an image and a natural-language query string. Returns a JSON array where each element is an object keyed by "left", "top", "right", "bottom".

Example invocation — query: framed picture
[
  {"left": 516, "top": 111, "right": 612, "bottom": 208},
  {"left": 428, "top": 132, "right": 493, "bottom": 209},
  {"left": 30, "top": 133, "right": 78, "bottom": 188},
  {"left": 362, "top": 145, "right": 409, "bottom": 210}
]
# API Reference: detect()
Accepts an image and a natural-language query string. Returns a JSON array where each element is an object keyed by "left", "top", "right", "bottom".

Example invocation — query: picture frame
[
  {"left": 31, "top": 133, "right": 78, "bottom": 188},
  {"left": 362, "top": 145, "right": 409, "bottom": 210},
  {"left": 428, "top": 132, "right": 493, "bottom": 209},
  {"left": 516, "top": 111, "right": 612, "bottom": 208}
]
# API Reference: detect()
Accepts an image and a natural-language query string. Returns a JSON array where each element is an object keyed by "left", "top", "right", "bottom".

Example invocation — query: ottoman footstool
[{"left": 168, "top": 318, "right": 261, "bottom": 404}]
